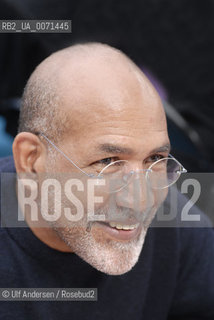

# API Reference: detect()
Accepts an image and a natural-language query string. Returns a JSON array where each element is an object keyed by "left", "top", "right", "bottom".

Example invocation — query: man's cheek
[
  {"left": 155, "top": 187, "right": 168, "bottom": 207},
  {"left": 140, "top": 188, "right": 168, "bottom": 227}
]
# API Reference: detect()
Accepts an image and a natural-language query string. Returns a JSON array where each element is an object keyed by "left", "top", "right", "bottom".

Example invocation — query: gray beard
[{"left": 49, "top": 204, "right": 157, "bottom": 275}]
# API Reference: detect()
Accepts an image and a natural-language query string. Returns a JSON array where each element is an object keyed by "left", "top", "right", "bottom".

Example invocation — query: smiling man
[
  {"left": 0, "top": 43, "right": 214, "bottom": 319},
  {"left": 13, "top": 42, "right": 171, "bottom": 276}
]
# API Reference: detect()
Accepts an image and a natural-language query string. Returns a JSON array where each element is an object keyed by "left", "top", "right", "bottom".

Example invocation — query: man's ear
[{"left": 12, "top": 132, "right": 47, "bottom": 173}]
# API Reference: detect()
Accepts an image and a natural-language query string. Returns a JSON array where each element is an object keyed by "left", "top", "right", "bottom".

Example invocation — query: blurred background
[{"left": 0, "top": 0, "right": 214, "bottom": 172}]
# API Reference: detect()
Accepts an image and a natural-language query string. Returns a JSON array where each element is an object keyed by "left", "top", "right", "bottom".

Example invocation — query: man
[{"left": 0, "top": 43, "right": 214, "bottom": 319}]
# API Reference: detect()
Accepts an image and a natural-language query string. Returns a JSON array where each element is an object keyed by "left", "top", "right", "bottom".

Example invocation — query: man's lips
[{"left": 91, "top": 220, "right": 142, "bottom": 241}]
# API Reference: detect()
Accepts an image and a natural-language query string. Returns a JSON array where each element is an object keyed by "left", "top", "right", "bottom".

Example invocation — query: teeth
[{"left": 109, "top": 222, "right": 139, "bottom": 230}]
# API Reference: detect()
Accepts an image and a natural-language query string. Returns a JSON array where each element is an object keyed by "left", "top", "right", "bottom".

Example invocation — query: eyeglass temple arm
[
  {"left": 39, "top": 133, "right": 93, "bottom": 177},
  {"left": 168, "top": 153, "right": 187, "bottom": 173}
]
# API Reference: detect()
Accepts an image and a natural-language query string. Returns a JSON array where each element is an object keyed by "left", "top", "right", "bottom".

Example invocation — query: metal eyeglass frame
[{"left": 36, "top": 132, "right": 187, "bottom": 188}]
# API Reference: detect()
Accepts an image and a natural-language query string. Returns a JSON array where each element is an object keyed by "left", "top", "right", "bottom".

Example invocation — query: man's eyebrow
[
  {"left": 96, "top": 143, "right": 171, "bottom": 155},
  {"left": 97, "top": 143, "right": 134, "bottom": 155},
  {"left": 150, "top": 144, "right": 171, "bottom": 154}
]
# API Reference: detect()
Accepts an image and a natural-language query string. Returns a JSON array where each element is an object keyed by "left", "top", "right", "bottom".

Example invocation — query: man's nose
[{"left": 114, "top": 172, "right": 155, "bottom": 212}]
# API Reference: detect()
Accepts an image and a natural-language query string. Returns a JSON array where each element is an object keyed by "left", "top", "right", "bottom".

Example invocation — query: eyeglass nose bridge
[{"left": 122, "top": 168, "right": 152, "bottom": 183}]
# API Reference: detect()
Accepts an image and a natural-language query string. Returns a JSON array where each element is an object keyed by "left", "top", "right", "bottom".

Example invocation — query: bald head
[{"left": 18, "top": 42, "right": 162, "bottom": 143}]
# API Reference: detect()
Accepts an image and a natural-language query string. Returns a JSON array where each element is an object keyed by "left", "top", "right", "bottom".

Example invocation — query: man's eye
[
  {"left": 95, "top": 157, "right": 118, "bottom": 166},
  {"left": 147, "top": 154, "right": 165, "bottom": 163}
]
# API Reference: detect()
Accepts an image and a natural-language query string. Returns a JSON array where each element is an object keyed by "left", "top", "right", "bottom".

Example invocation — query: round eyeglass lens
[
  {"left": 97, "top": 160, "right": 133, "bottom": 193},
  {"left": 146, "top": 157, "right": 182, "bottom": 189}
]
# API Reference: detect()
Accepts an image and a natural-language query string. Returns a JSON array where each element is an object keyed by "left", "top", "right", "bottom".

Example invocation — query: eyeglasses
[{"left": 37, "top": 132, "right": 187, "bottom": 193}]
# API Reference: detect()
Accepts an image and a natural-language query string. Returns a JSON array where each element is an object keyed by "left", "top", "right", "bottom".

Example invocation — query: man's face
[{"left": 44, "top": 57, "right": 170, "bottom": 275}]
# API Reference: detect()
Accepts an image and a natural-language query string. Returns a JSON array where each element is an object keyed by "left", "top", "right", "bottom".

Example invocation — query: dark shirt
[{"left": 0, "top": 157, "right": 214, "bottom": 320}]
